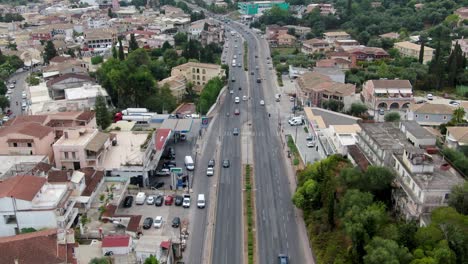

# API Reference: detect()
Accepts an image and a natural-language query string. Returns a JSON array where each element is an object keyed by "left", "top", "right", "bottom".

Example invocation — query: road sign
[
  {"left": 201, "top": 117, "right": 209, "bottom": 127},
  {"left": 170, "top": 167, "right": 183, "bottom": 173}
]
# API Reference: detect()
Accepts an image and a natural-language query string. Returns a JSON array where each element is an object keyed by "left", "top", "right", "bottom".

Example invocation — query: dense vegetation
[
  {"left": 197, "top": 77, "right": 224, "bottom": 114},
  {"left": 0, "top": 13, "right": 24, "bottom": 22},
  {"left": 293, "top": 155, "right": 468, "bottom": 264},
  {"left": 0, "top": 49, "right": 23, "bottom": 110}
]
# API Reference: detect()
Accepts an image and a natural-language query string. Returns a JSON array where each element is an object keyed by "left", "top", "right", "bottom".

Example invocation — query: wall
[{"left": 413, "top": 113, "right": 452, "bottom": 126}]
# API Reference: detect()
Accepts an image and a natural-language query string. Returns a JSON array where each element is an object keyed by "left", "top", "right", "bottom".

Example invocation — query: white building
[
  {"left": 101, "top": 235, "right": 133, "bottom": 255},
  {"left": 0, "top": 175, "right": 76, "bottom": 237}
]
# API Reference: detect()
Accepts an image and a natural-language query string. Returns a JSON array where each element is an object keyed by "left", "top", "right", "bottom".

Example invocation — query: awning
[
  {"left": 160, "top": 241, "right": 171, "bottom": 249},
  {"left": 399, "top": 89, "right": 412, "bottom": 94},
  {"left": 387, "top": 89, "right": 399, "bottom": 93},
  {"left": 85, "top": 132, "right": 109, "bottom": 152}
]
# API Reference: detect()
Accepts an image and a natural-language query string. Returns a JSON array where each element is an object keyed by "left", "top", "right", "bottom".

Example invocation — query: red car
[
  {"left": 165, "top": 195, "right": 174, "bottom": 205},
  {"left": 234, "top": 109, "right": 240, "bottom": 115}
]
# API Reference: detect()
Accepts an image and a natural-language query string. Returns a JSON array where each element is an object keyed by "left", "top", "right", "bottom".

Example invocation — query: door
[{"left": 73, "top": 162, "right": 81, "bottom": 170}]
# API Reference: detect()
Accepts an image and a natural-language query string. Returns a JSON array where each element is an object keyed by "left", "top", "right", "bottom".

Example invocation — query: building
[
  {"left": 238, "top": 1, "right": 289, "bottom": 16},
  {"left": 170, "top": 62, "right": 225, "bottom": 88},
  {"left": 297, "top": 72, "right": 356, "bottom": 110},
  {"left": 305, "top": 3, "right": 336, "bottom": 15},
  {"left": 276, "top": 33, "right": 296, "bottom": 46},
  {"left": 334, "top": 39, "right": 360, "bottom": 50},
  {"left": 445, "top": 127, "right": 468, "bottom": 150},
  {"left": 346, "top": 46, "right": 389, "bottom": 61},
  {"left": 102, "top": 235, "right": 133, "bottom": 255},
  {"left": 0, "top": 121, "right": 55, "bottom": 158},
  {"left": 64, "top": 83, "right": 110, "bottom": 105},
  {"left": 452, "top": 38, "right": 468, "bottom": 57},
  {"left": 83, "top": 28, "right": 117, "bottom": 49},
  {"left": 394, "top": 41, "right": 434, "bottom": 64},
  {"left": 200, "top": 22, "right": 224, "bottom": 46},
  {"left": 454, "top": 6, "right": 468, "bottom": 21},
  {"left": 0, "top": 229, "right": 76, "bottom": 263},
  {"left": 188, "top": 19, "right": 206, "bottom": 38},
  {"left": 323, "top": 31, "right": 350, "bottom": 44},
  {"left": 409, "top": 103, "right": 455, "bottom": 126},
  {"left": 265, "top": 25, "right": 288, "bottom": 44},
  {"left": 46, "top": 73, "right": 95, "bottom": 100},
  {"left": 379, "top": 32, "right": 400, "bottom": 40},
  {"left": 53, "top": 128, "right": 110, "bottom": 170},
  {"left": 285, "top": 25, "right": 311, "bottom": 36},
  {"left": 0, "top": 175, "right": 76, "bottom": 237},
  {"left": 302, "top": 39, "right": 331, "bottom": 54},
  {"left": 135, "top": 236, "right": 174, "bottom": 263},
  {"left": 362, "top": 79, "right": 413, "bottom": 111},
  {"left": 158, "top": 75, "right": 187, "bottom": 101}
]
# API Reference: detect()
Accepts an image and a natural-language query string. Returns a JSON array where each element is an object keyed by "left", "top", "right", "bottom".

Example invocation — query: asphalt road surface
[{"left": 7, "top": 70, "right": 28, "bottom": 117}]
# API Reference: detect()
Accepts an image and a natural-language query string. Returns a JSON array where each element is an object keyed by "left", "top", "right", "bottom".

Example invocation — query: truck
[
  {"left": 121, "top": 108, "right": 148, "bottom": 115},
  {"left": 135, "top": 192, "right": 146, "bottom": 205},
  {"left": 114, "top": 108, "right": 156, "bottom": 123}
]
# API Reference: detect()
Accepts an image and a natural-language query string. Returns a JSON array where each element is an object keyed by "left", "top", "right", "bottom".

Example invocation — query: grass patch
[
  {"left": 287, "top": 135, "right": 302, "bottom": 167},
  {"left": 456, "top": 85, "right": 468, "bottom": 98},
  {"left": 244, "top": 41, "right": 248, "bottom": 71},
  {"left": 245, "top": 165, "right": 255, "bottom": 264},
  {"left": 304, "top": 126, "right": 309, "bottom": 133},
  {"left": 271, "top": 47, "right": 296, "bottom": 56},
  {"left": 277, "top": 72, "right": 283, "bottom": 87}
]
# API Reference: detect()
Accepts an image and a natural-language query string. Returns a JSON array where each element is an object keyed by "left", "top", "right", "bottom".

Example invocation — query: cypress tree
[{"left": 118, "top": 39, "right": 124, "bottom": 61}]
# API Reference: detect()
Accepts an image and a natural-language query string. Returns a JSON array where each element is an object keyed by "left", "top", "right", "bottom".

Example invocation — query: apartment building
[
  {"left": 83, "top": 28, "right": 117, "bottom": 49},
  {"left": 394, "top": 41, "right": 434, "bottom": 64},
  {"left": 323, "top": 31, "right": 351, "bottom": 44},
  {"left": 53, "top": 128, "right": 110, "bottom": 170},
  {"left": 0, "top": 175, "right": 77, "bottom": 237},
  {"left": 238, "top": 1, "right": 289, "bottom": 16},
  {"left": 170, "top": 62, "right": 225, "bottom": 88},
  {"left": 362, "top": 79, "right": 413, "bottom": 110},
  {"left": 158, "top": 75, "right": 187, "bottom": 101},
  {"left": 409, "top": 103, "right": 455, "bottom": 126}
]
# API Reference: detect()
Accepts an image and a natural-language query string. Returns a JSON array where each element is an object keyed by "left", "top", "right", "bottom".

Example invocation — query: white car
[
  {"left": 242, "top": 96, "right": 247, "bottom": 101},
  {"left": 230, "top": 90, "right": 234, "bottom": 94},
  {"left": 183, "top": 195, "right": 191, "bottom": 208},
  {"left": 207, "top": 167, "right": 214, "bottom": 176},
  {"left": 154, "top": 216, "right": 163, "bottom": 228},
  {"left": 8, "top": 84, "right": 14, "bottom": 89},
  {"left": 289, "top": 97, "right": 295, "bottom": 102},
  {"left": 306, "top": 140, "right": 315, "bottom": 148},
  {"left": 21, "top": 91, "right": 27, "bottom": 99},
  {"left": 146, "top": 196, "right": 155, "bottom": 205},
  {"left": 260, "top": 100, "right": 265, "bottom": 105},
  {"left": 2, "top": 116, "right": 9, "bottom": 122},
  {"left": 427, "top": 93, "right": 434, "bottom": 100},
  {"left": 449, "top": 101, "right": 460, "bottom": 106},
  {"left": 6, "top": 89, "right": 12, "bottom": 94}
]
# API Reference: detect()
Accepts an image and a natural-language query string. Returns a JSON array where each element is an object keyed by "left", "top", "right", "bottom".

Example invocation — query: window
[
  {"left": 197, "top": 68, "right": 200, "bottom": 73},
  {"left": 72, "top": 152, "right": 76, "bottom": 159},
  {"left": 64, "top": 152, "right": 69, "bottom": 159},
  {"left": 192, "top": 75, "right": 195, "bottom": 79},
  {"left": 443, "top": 116, "right": 447, "bottom": 120},
  {"left": 13, "top": 143, "right": 17, "bottom": 147},
  {"left": 425, "top": 115, "right": 428, "bottom": 119},
  {"left": 202, "top": 69, "right": 206, "bottom": 74},
  {"left": 27, "top": 143, "right": 32, "bottom": 147},
  {"left": 192, "top": 68, "right": 195, "bottom": 73},
  {"left": 415, "top": 114, "right": 418, "bottom": 118},
  {"left": 202, "top": 76, "right": 205, "bottom": 81}
]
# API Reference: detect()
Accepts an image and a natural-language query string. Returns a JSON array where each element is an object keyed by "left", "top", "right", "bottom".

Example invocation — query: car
[
  {"left": 207, "top": 167, "right": 214, "bottom": 176},
  {"left": 427, "top": 93, "right": 434, "bottom": 100},
  {"left": 182, "top": 195, "right": 191, "bottom": 208},
  {"left": 146, "top": 196, "right": 155, "bottom": 205},
  {"left": 104, "top": 251, "right": 113, "bottom": 256},
  {"left": 156, "top": 169, "right": 170, "bottom": 176},
  {"left": 230, "top": 90, "right": 234, "bottom": 94},
  {"left": 8, "top": 84, "right": 14, "bottom": 89},
  {"left": 233, "top": 128, "right": 239, "bottom": 136},
  {"left": 172, "top": 217, "right": 181, "bottom": 228},
  {"left": 163, "top": 161, "right": 176, "bottom": 168},
  {"left": 379, "top": 108, "right": 385, "bottom": 115},
  {"left": 251, "top": 71, "right": 254, "bottom": 75},
  {"left": 21, "top": 101, "right": 27, "bottom": 110},
  {"left": 237, "top": 63, "right": 242, "bottom": 67},
  {"left": 143, "top": 217, "right": 153, "bottom": 229},
  {"left": 234, "top": 108, "right": 240, "bottom": 115},
  {"left": 255, "top": 55, "right": 258, "bottom": 58},
  {"left": 123, "top": 196, "right": 133, "bottom": 208},
  {"left": 278, "top": 254, "right": 289, "bottom": 264},
  {"left": 256, "top": 78, "right": 261, "bottom": 83},
  {"left": 208, "top": 159, "right": 215, "bottom": 168},
  {"left": 223, "top": 159, "right": 230, "bottom": 168},
  {"left": 416, "top": 99, "right": 426, "bottom": 104},
  {"left": 154, "top": 216, "right": 163, "bottom": 228},
  {"left": 155, "top": 195, "right": 164, "bottom": 206},
  {"left": 239, "top": 86, "right": 242, "bottom": 90},
  {"left": 243, "top": 96, "right": 247, "bottom": 101},
  {"left": 449, "top": 100, "right": 460, "bottom": 106},
  {"left": 3, "top": 116, "right": 9, "bottom": 122},
  {"left": 152, "top": 182, "right": 164, "bottom": 189},
  {"left": 289, "top": 97, "right": 295, "bottom": 102},
  {"left": 235, "top": 97, "right": 240, "bottom": 103},
  {"left": 307, "top": 141, "right": 316, "bottom": 148},
  {"left": 6, "top": 89, "right": 12, "bottom": 94},
  {"left": 165, "top": 195, "right": 174, "bottom": 205},
  {"left": 260, "top": 100, "right": 265, "bottom": 105},
  {"left": 175, "top": 195, "right": 183, "bottom": 206}
]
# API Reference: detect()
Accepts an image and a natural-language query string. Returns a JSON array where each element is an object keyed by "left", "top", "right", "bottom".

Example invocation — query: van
[
  {"left": 288, "top": 116, "right": 303, "bottom": 126},
  {"left": 135, "top": 192, "right": 146, "bottom": 205},
  {"left": 197, "top": 194, "right": 205, "bottom": 209},
  {"left": 185, "top": 156, "right": 195, "bottom": 171}
]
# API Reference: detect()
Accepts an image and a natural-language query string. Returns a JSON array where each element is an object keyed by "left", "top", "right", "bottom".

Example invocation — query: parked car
[
  {"left": 416, "top": 99, "right": 426, "bottom": 104},
  {"left": 306, "top": 141, "right": 316, "bottom": 148},
  {"left": 165, "top": 195, "right": 174, "bottom": 205},
  {"left": 223, "top": 159, "right": 230, "bottom": 168},
  {"left": 278, "top": 254, "right": 289, "bottom": 264},
  {"left": 427, "top": 93, "right": 434, "bottom": 100},
  {"left": 154, "top": 216, "right": 163, "bottom": 228},
  {"left": 260, "top": 100, "right": 265, "bottom": 105},
  {"left": 152, "top": 182, "right": 164, "bottom": 189},
  {"left": 146, "top": 196, "right": 155, "bottom": 205},
  {"left": 155, "top": 195, "right": 164, "bottom": 206},
  {"left": 172, "top": 217, "right": 181, "bottom": 228},
  {"left": 123, "top": 196, "right": 133, "bottom": 208},
  {"left": 449, "top": 100, "right": 460, "bottom": 106},
  {"left": 156, "top": 169, "right": 170, "bottom": 176},
  {"left": 175, "top": 195, "right": 183, "bottom": 206},
  {"left": 183, "top": 194, "right": 191, "bottom": 208},
  {"left": 143, "top": 217, "right": 153, "bottom": 229}
]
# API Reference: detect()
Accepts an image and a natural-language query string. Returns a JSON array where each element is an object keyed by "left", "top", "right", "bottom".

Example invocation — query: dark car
[
  {"left": 143, "top": 217, "right": 153, "bottom": 229},
  {"left": 278, "top": 254, "right": 289, "bottom": 264},
  {"left": 222, "top": 159, "right": 230, "bottom": 168},
  {"left": 175, "top": 195, "right": 184, "bottom": 206},
  {"left": 123, "top": 196, "right": 133, "bottom": 208},
  {"left": 208, "top": 159, "right": 215, "bottom": 168},
  {"left": 155, "top": 195, "right": 164, "bottom": 206},
  {"left": 165, "top": 195, "right": 174, "bottom": 205},
  {"left": 238, "top": 86, "right": 242, "bottom": 90},
  {"left": 257, "top": 78, "right": 261, "bottom": 83},
  {"left": 416, "top": 99, "right": 427, "bottom": 104},
  {"left": 172, "top": 217, "right": 181, "bottom": 228},
  {"left": 153, "top": 182, "right": 164, "bottom": 189},
  {"left": 163, "top": 161, "right": 176, "bottom": 168}
]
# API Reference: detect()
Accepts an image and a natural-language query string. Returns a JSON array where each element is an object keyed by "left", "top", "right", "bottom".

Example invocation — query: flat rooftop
[
  {"left": 400, "top": 121, "right": 435, "bottom": 140},
  {"left": 360, "top": 122, "right": 411, "bottom": 154},
  {"left": 55, "top": 129, "right": 97, "bottom": 147},
  {"left": 64, "top": 84, "right": 109, "bottom": 101},
  {"left": 309, "top": 107, "right": 360, "bottom": 127},
  {"left": 0, "top": 155, "right": 48, "bottom": 178},
  {"left": 32, "top": 184, "right": 68, "bottom": 208},
  {"left": 102, "top": 131, "right": 148, "bottom": 169}
]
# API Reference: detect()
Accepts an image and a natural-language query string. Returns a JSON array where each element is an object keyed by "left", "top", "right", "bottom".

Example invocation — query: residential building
[
  {"left": 301, "top": 39, "right": 331, "bottom": 54},
  {"left": 102, "top": 235, "right": 133, "bottom": 255},
  {"left": 30, "top": 27, "right": 52, "bottom": 41},
  {"left": 313, "top": 67, "right": 345, "bottom": 83},
  {"left": 445, "top": 127, "right": 468, "bottom": 150},
  {"left": 43, "top": 60, "right": 89, "bottom": 78},
  {"left": 323, "top": 31, "right": 350, "bottom": 44},
  {"left": 346, "top": 46, "right": 390, "bottom": 61},
  {"left": 188, "top": 19, "right": 206, "bottom": 38},
  {"left": 379, "top": 32, "right": 400, "bottom": 40},
  {"left": 395, "top": 41, "right": 434, "bottom": 64},
  {"left": 316, "top": 58, "right": 352, "bottom": 69},
  {"left": 362, "top": 79, "right": 413, "bottom": 110},
  {"left": 454, "top": 6, "right": 468, "bottom": 21},
  {"left": 305, "top": 3, "right": 336, "bottom": 15},
  {"left": 0, "top": 121, "right": 55, "bottom": 158},
  {"left": 158, "top": 75, "right": 187, "bottom": 101},
  {"left": 0, "top": 229, "right": 76, "bottom": 263},
  {"left": 285, "top": 25, "right": 311, "bottom": 36},
  {"left": 238, "top": 1, "right": 289, "bottom": 16},
  {"left": 297, "top": 72, "right": 356, "bottom": 110},
  {"left": 452, "top": 38, "right": 468, "bottom": 57},
  {"left": 0, "top": 175, "right": 77, "bottom": 237},
  {"left": 0, "top": 155, "right": 50, "bottom": 180},
  {"left": 170, "top": 62, "right": 225, "bottom": 88},
  {"left": 53, "top": 128, "right": 110, "bottom": 170},
  {"left": 334, "top": 39, "right": 360, "bottom": 50},
  {"left": 265, "top": 25, "right": 288, "bottom": 43},
  {"left": 409, "top": 103, "right": 455, "bottom": 126},
  {"left": 64, "top": 83, "right": 110, "bottom": 105},
  {"left": 288, "top": 65, "right": 310, "bottom": 79},
  {"left": 276, "top": 33, "right": 296, "bottom": 46},
  {"left": 135, "top": 236, "right": 174, "bottom": 263},
  {"left": 200, "top": 22, "right": 224, "bottom": 46},
  {"left": 83, "top": 28, "right": 117, "bottom": 49},
  {"left": 46, "top": 73, "right": 95, "bottom": 100}
]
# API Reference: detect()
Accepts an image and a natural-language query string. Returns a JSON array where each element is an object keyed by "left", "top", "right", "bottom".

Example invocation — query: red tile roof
[
  {"left": 79, "top": 167, "right": 104, "bottom": 196},
  {"left": 31, "top": 162, "right": 53, "bottom": 175},
  {"left": 0, "top": 122, "right": 54, "bottom": 139},
  {"left": 76, "top": 111, "right": 95, "bottom": 122},
  {"left": 0, "top": 175, "right": 46, "bottom": 201},
  {"left": 0, "top": 229, "right": 75, "bottom": 264},
  {"left": 46, "top": 73, "right": 94, "bottom": 87},
  {"left": 102, "top": 235, "right": 131, "bottom": 248},
  {"left": 4, "top": 115, "right": 48, "bottom": 126},
  {"left": 48, "top": 170, "right": 69, "bottom": 182},
  {"left": 155, "top": 129, "right": 171, "bottom": 151}
]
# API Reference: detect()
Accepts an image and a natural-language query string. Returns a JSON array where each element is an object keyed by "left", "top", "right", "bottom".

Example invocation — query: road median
[{"left": 243, "top": 164, "right": 256, "bottom": 264}]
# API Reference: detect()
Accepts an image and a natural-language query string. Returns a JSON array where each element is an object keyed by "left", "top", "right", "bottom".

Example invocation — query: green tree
[
  {"left": 89, "top": 257, "right": 110, "bottom": 264},
  {"left": 349, "top": 103, "right": 368, "bottom": 117},
  {"left": 339, "top": 189, "right": 374, "bottom": 217},
  {"left": 43, "top": 40, "right": 57, "bottom": 64},
  {"left": 451, "top": 107, "right": 466, "bottom": 124},
  {"left": 292, "top": 178, "right": 321, "bottom": 211},
  {"left": 91, "top": 56, "right": 104, "bottom": 65},
  {"left": 144, "top": 255, "right": 159, "bottom": 264},
  {"left": 161, "top": 41, "right": 172, "bottom": 51},
  {"left": 0, "top": 81, "right": 6, "bottom": 95},
  {"left": 95, "top": 95, "right": 111, "bottom": 129},
  {"left": 363, "top": 237, "right": 413, "bottom": 264},
  {"left": 448, "top": 182, "right": 468, "bottom": 215},
  {"left": 384, "top": 112, "right": 400, "bottom": 122},
  {"left": 112, "top": 45, "right": 118, "bottom": 59},
  {"left": 0, "top": 95, "right": 10, "bottom": 110},
  {"left": 118, "top": 39, "right": 125, "bottom": 61},
  {"left": 129, "top": 33, "right": 139, "bottom": 52},
  {"left": 174, "top": 32, "right": 187, "bottom": 46}
]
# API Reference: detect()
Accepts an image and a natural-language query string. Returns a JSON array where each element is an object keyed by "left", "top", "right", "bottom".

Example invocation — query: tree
[
  {"left": 129, "top": 33, "right": 139, "bottom": 52},
  {"left": 112, "top": 45, "right": 118, "bottom": 59},
  {"left": 339, "top": 189, "right": 374, "bottom": 217},
  {"left": 161, "top": 41, "right": 172, "bottom": 51},
  {"left": 43, "top": 40, "right": 57, "bottom": 64},
  {"left": 89, "top": 257, "right": 110, "bottom": 264},
  {"left": 118, "top": 39, "right": 125, "bottom": 61},
  {"left": 95, "top": 95, "right": 111, "bottom": 130},
  {"left": 363, "top": 237, "right": 413, "bottom": 264},
  {"left": 0, "top": 95, "right": 10, "bottom": 110},
  {"left": 91, "top": 56, "right": 104, "bottom": 65},
  {"left": 292, "top": 178, "right": 321, "bottom": 211},
  {"left": 448, "top": 182, "right": 468, "bottom": 215},
  {"left": 144, "top": 254, "right": 160, "bottom": 264},
  {"left": 418, "top": 35, "right": 427, "bottom": 64},
  {"left": 174, "top": 32, "right": 187, "bottom": 46},
  {"left": 0, "top": 81, "right": 6, "bottom": 95},
  {"left": 451, "top": 107, "right": 466, "bottom": 124},
  {"left": 349, "top": 103, "right": 368, "bottom": 117},
  {"left": 107, "top": 8, "right": 113, "bottom": 18},
  {"left": 384, "top": 112, "right": 400, "bottom": 122}
]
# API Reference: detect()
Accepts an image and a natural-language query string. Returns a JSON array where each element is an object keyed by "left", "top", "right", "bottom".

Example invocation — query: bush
[
  {"left": 304, "top": 126, "right": 309, "bottom": 133},
  {"left": 384, "top": 112, "right": 401, "bottom": 122},
  {"left": 91, "top": 56, "right": 104, "bottom": 65}
]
